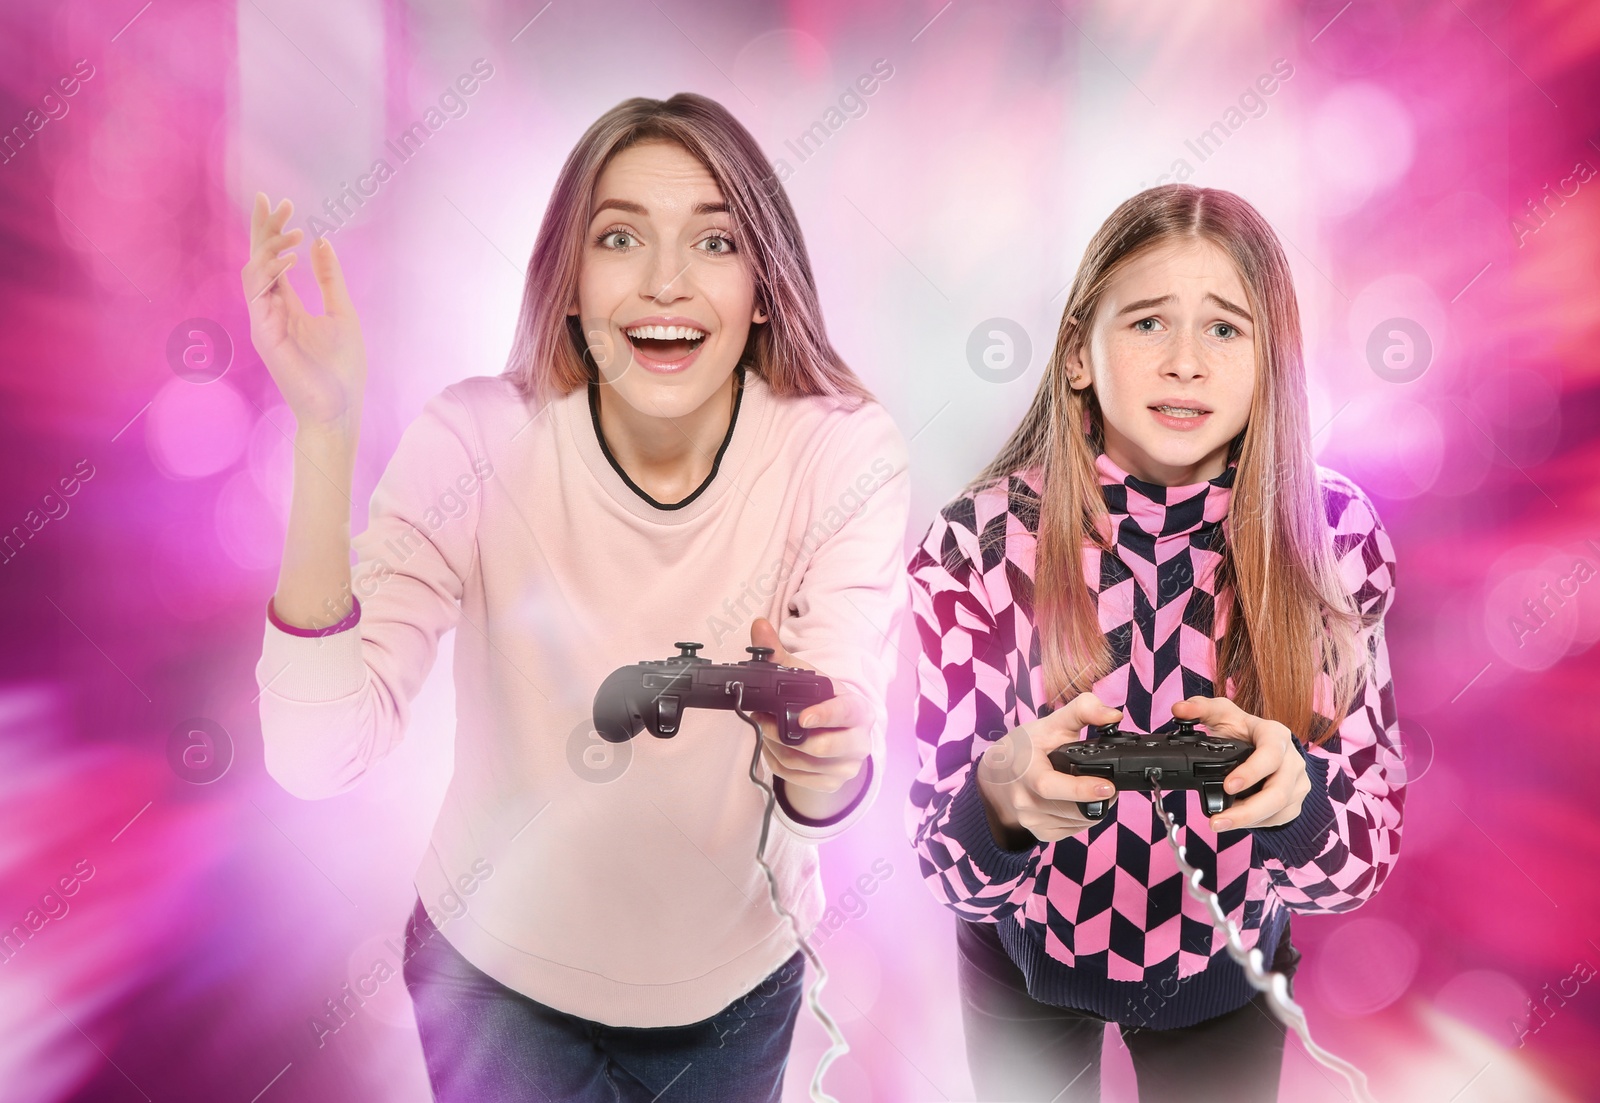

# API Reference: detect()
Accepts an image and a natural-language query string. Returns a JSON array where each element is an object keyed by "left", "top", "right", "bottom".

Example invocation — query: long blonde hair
[
  {"left": 974, "top": 185, "right": 1362, "bottom": 745},
  {"left": 500, "top": 93, "right": 872, "bottom": 405}
]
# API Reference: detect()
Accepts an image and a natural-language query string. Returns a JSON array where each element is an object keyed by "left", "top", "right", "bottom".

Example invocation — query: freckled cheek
[
  {"left": 1095, "top": 338, "right": 1163, "bottom": 409},
  {"left": 1214, "top": 349, "right": 1257, "bottom": 424}
]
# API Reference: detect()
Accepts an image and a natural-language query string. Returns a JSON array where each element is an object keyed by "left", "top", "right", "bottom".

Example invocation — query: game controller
[
  {"left": 1047, "top": 719, "right": 1265, "bottom": 820},
  {"left": 592, "top": 643, "right": 835, "bottom": 746}
]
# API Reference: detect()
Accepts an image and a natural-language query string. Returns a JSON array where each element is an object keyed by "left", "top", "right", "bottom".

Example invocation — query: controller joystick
[
  {"left": 1170, "top": 719, "right": 1201, "bottom": 744},
  {"left": 593, "top": 642, "right": 835, "bottom": 747},
  {"left": 1049, "top": 719, "right": 1265, "bottom": 821}
]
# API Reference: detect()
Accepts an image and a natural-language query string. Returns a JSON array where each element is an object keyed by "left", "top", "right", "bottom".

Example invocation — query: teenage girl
[
  {"left": 906, "top": 185, "right": 1403, "bottom": 1103},
  {"left": 243, "top": 93, "right": 909, "bottom": 1101}
]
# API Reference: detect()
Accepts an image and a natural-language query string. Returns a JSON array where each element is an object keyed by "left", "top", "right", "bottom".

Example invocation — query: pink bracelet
[{"left": 267, "top": 594, "right": 361, "bottom": 637}]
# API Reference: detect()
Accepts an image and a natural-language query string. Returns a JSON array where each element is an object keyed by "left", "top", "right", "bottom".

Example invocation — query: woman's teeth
[
  {"left": 1154, "top": 405, "right": 1205, "bottom": 418},
  {"left": 624, "top": 325, "right": 706, "bottom": 341}
]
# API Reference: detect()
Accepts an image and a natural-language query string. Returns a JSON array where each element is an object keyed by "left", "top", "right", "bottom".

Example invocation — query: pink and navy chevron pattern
[{"left": 905, "top": 451, "right": 1404, "bottom": 1028}]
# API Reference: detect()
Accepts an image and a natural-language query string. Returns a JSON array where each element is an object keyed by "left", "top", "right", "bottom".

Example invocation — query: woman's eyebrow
[
  {"left": 591, "top": 198, "right": 647, "bottom": 218},
  {"left": 589, "top": 199, "right": 730, "bottom": 219}
]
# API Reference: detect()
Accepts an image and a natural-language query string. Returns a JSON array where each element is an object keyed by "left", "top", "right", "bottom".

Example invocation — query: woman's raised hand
[{"left": 240, "top": 192, "right": 367, "bottom": 433}]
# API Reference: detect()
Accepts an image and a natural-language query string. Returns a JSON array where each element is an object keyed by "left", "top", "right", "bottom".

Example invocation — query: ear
[
  {"left": 751, "top": 302, "right": 768, "bottom": 325},
  {"left": 566, "top": 302, "right": 580, "bottom": 318},
  {"left": 1063, "top": 321, "right": 1090, "bottom": 390}
]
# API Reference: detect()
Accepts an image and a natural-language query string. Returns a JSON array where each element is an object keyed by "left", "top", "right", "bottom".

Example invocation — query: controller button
[
  {"left": 656, "top": 695, "right": 682, "bottom": 735},
  {"left": 745, "top": 646, "right": 775, "bottom": 663}
]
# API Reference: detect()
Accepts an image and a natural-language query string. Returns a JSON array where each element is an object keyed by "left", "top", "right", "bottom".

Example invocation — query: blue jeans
[{"left": 401, "top": 898, "right": 805, "bottom": 1102}]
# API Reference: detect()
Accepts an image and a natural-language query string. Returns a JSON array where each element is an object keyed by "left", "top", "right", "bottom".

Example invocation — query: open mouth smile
[{"left": 623, "top": 323, "right": 708, "bottom": 371}]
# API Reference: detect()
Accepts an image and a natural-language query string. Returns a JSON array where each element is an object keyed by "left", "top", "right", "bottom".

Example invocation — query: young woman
[
  {"left": 906, "top": 185, "right": 1403, "bottom": 1103},
  {"left": 243, "top": 93, "right": 909, "bottom": 1101}
]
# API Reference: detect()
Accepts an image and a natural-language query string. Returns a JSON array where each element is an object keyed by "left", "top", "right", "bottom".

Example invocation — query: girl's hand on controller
[
  {"left": 1170, "top": 696, "right": 1310, "bottom": 832},
  {"left": 747, "top": 619, "right": 872, "bottom": 805},
  {"left": 974, "top": 691, "right": 1124, "bottom": 849}
]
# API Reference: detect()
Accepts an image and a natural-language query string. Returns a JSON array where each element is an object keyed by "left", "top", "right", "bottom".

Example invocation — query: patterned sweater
[{"left": 906, "top": 451, "right": 1403, "bottom": 1029}]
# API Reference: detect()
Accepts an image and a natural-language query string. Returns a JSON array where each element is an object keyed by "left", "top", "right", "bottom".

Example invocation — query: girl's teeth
[{"left": 1156, "top": 406, "right": 1203, "bottom": 417}]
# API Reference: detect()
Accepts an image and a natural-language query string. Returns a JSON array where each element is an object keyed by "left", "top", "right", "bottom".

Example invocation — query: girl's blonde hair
[
  {"left": 973, "top": 184, "right": 1363, "bottom": 745},
  {"left": 500, "top": 93, "right": 872, "bottom": 405}
]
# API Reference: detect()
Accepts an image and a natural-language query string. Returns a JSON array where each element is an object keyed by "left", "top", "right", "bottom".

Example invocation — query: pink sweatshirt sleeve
[
  {"left": 256, "top": 385, "right": 486, "bottom": 799},
  {"left": 771, "top": 401, "right": 911, "bottom": 841}
]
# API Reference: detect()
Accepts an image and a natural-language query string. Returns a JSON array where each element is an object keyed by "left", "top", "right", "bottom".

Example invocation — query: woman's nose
[{"left": 641, "top": 246, "right": 693, "bottom": 304}]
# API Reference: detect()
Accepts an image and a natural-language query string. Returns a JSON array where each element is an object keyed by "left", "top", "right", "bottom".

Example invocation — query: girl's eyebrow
[
  {"left": 1116, "top": 292, "right": 1253, "bottom": 321},
  {"left": 589, "top": 199, "right": 730, "bottom": 219},
  {"left": 1205, "top": 292, "right": 1252, "bottom": 321}
]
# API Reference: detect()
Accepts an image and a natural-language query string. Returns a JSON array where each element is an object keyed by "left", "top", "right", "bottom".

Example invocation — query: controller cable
[
  {"left": 1144, "top": 767, "right": 1379, "bottom": 1103},
  {"left": 729, "top": 681, "right": 851, "bottom": 1103}
]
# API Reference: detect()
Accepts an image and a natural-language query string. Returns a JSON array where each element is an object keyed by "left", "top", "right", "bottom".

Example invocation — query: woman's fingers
[
  {"left": 259, "top": 226, "right": 304, "bottom": 260},
  {"left": 245, "top": 252, "right": 297, "bottom": 306},
  {"left": 796, "top": 692, "right": 871, "bottom": 733},
  {"left": 310, "top": 235, "right": 354, "bottom": 317},
  {"left": 761, "top": 743, "right": 860, "bottom": 790}
]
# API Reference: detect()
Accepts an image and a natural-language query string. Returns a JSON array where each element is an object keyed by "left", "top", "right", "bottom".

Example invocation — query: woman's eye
[
  {"left": 1212, "top": 322, "right": 1239, "bottom": 339},
  {"left": 598, "top": 230, "right": 637, "bottom": 249},
  {"left": 1133, "top": 317, "right": 1159, "bottom": 332},
  {"left": 699, "top": 234, "right": 736, "bottom": 255}
]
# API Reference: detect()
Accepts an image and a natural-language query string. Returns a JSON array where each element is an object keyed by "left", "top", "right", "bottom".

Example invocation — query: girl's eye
[
  {"left": 1133, "top": 317, "right": 1160, "bottom": 333},
  {"left": 698, "top": 233, "right": 736, "bottom": 255},
  {"left": 596, "top": 229, "right": 637, "bottom": 249},
  {"left": 1211, "top": 322, "right": 1239, "bottom": 339}
]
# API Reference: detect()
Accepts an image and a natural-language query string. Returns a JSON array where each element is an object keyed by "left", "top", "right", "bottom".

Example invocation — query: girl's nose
[{"left": 1164, "top": 329, "right": 1206, "bottom": 379}]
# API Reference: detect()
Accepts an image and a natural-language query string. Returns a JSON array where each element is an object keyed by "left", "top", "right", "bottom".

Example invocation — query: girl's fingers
[
  {"left": 1223, "top": 733, "right": 1285, "bottom": 794},
  {"left": 1214, "top": 755, "right": 1304, "bottom": 830}
]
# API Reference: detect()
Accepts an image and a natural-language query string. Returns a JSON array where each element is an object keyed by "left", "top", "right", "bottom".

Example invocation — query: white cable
[
  {"left": 1145, "top": 769, "right": 1379, "bottom": 1103},
  {"left": 730, "top": 682, "right": 850, "bottom": 1103}
]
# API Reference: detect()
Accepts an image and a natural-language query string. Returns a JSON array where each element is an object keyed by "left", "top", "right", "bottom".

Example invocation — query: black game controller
[
  {"left": 1047, "top": 719, "right": 1265, "bottom": 820},
  {"left": 593, "top": 643, "right": 835, "bottom": 747}
]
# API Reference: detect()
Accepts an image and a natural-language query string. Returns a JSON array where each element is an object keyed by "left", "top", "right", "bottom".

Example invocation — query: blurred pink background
[{"left": 2, "top": 0, "right": 1597, "bottom": 1100}]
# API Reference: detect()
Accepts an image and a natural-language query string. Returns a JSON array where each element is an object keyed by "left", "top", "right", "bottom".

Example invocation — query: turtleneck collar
[{"left": 1094, "top": 450, "right": 1235, "bottom": 543}]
